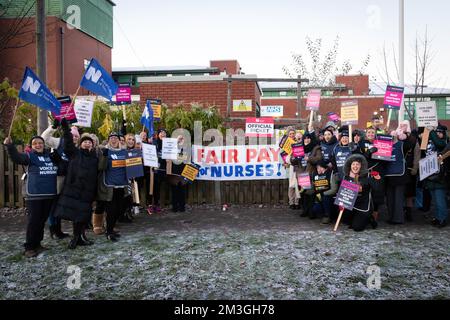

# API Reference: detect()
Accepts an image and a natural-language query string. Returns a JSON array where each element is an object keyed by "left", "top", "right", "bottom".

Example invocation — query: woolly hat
[
  {"left": 436, "top": 125, "right": 447, "bottom": 133},
  {"left": 79, "top": 133, "right": 94, "bottom": 145},
  {"left": 29, "top": 135, "right": 45, "bottom": 146}
]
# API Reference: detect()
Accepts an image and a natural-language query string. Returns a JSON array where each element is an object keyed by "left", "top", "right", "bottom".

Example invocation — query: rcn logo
[
  {"left": 22, "top": 76, "right": 41, "bottom": 94},
  {"left": 85, "top": 66, "right": 102, "bottom": 83},
  {"left": 111, "top": 154, "right": 118, "bottom": 160},
  {"left": 38, "top": 156, "right": 46, "bottom": 162}
]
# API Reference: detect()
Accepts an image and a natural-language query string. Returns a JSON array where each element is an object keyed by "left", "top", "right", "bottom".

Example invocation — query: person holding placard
[
  {"left": 384, "top": 129, "right": 414, "bottom": 225},
  {"left": 149, "top": 129, "right": 168, "bottom": 214},
  {"left": 320, "top": 129, "right": 338, "bottom": 165},
  {"left": 422, "top": 125, "right": 448, "bottom": 228},
  {"left": 53, "top": 119, "right": 99, "bottom": 249},
  {"left": 311, "top": 160, "right": 338, "bottom": 224},
  {"left": 97, "top": 132, "right": 130, "bottom": 242},
  {"left": 286, "top": 128, "right": 302, "bottom": 210},
  {"left": 331, "top": 126, "right": 355, "bottom": 181},
  {"left": 297, "top": 132, "right": 323, "bottom": 218},
  {"left": 340, "top": 154, "right": 382, "bottom": 231}
]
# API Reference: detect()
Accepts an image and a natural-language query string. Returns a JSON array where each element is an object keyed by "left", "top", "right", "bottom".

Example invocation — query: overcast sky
[{"left": 112, "top": 0, "right": 450, "bottom": 88}]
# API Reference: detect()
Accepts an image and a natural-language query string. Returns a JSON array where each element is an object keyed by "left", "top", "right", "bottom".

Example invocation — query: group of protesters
[
  {"left": 284, "top": 116, "right": 449, "bottom": 232},
  {"left": 3, "top": 112, "right": 450, "bottom": 258},
  {"left": 3, "top": 118, "right": 186, "bottom": 258}
]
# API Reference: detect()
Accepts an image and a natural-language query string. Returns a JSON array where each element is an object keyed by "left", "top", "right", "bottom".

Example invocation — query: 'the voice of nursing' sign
[
  {"left": 192, "top": 145, "right": 288, "bottom": 181},
  {"left": 245, "top": 118, "right": 274, "bottom": 137}
]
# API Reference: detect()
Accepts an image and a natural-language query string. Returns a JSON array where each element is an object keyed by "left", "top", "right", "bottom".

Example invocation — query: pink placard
[
  {"left": 52, "top": 96, "right": 77, "bottom": 123},
  {"left": 383, "top": 85, "right": 404, "bottom": 110},
  {"left": 116, "top": 86, "right": 131, "bottom": 103},
  {"left": 305, "top": 89, "right": 321, "bottom": 111},
  {"left": 245, "top": 117, "right": 274, "bottom": 137},
  {"left": 372, "top": 135, "right": 394, "bottom": 161},
  {"left": 298, "top": 173, "right": 312, "bottom": 189},
  {"left": 292, "top": 144, "right": 305, "bottom": 158}
]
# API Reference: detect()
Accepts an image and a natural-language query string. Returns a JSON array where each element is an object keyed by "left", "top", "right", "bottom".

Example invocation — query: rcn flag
[
  {"left": 18, "top": 67, "right": 61, "bottom": 115},
  {"left": 141, "top": 100, "right": 154, "bottom": 136},
  {"left": 80, "top": 58, "right": 118, "bottom": 100}
]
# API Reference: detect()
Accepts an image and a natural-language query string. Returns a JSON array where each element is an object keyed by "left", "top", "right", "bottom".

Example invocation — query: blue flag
[
  {"left": 79, "top": 58, "right": 118, "bottom": 100},
  {"left": 18, "top": 67, "right": 61, "bottom": 115},
  {"left": 141, "top": 100, "right": 154, "bottom": 137}
]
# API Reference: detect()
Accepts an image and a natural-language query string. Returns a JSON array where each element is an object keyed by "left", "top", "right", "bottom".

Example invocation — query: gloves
[
  {"left": 52, "top": 118, "right": 60, "bottom": 129},
  {"left": 61, "top": 117, "right": 69, "bottom": 130}
]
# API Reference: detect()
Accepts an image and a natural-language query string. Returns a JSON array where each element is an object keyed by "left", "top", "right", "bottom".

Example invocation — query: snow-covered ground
[{"left": 1, "top": 206, "right": 449, "bottom": 300}]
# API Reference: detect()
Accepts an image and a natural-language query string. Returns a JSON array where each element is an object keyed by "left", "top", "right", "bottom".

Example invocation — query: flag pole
[
  {"left": 8, "top": 97, "right": 20, "bottom": 137},
  {"left": 65, "top": 85, "right": 81, "bottom": 118}
]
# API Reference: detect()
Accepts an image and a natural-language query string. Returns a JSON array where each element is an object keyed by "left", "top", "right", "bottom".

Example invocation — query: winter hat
[
  {"left": 29, "top": 135, "right": 45, "bottom": 146},
  {"left": 108, "top": 132, "right": 120, "bottom": 139},
  {"left": 303, "top": 132, "right": 312, "bottom": 139},
  {"left": 317, "top": 159, "right": 329, "bottom": 169},
  {"left": 324, "top": 121, "right": 337, "bottom": 130},
  {"left": 436, "top": 125, "right": 447, "bottom": 133},
  {"left": 323, "top": 129, "right": 334, "bottom": 137},
  {"left": 71, "top": 126, "right": 80, "bottom": 139},
  {"left": 339, "top": 125, "right": 349, "bottom": 138},
  {"left": 157, "top": 128, "right": 167, "bottom": 135},
  {"left": 79, "top": 133, "right": 94, "bottom": 145}
]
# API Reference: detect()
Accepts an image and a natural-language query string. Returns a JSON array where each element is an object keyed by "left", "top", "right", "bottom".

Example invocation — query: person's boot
[
  {"left": 106, "top": 232, "right": 118, "bottom": 242},
  {"left": 68, "top": 235, "right": 80, "bottom": 249},
  {"left": 49, "top": 225, "right": 57, "bottom": 239},
  {"left": 404, "top": 207, "right": 413, "bottom": 222},
  {"left": 53, "top": 220, "right": 70, "bottom": 239},
  {"left": 78, "top": 233, "right": 94, "bottom": 246},
  {"left": 92, "top": 213, "right": 105, "bottom": 235}
]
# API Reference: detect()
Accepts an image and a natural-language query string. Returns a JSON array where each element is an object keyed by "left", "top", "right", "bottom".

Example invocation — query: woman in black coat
[{"left": 54, "top": 119, "right": 99, "bottom": 249}]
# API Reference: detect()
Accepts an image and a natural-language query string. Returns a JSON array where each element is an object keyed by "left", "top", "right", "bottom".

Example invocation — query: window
[{"left": 84, "top": 59, "right": 90, "bottom": 70}]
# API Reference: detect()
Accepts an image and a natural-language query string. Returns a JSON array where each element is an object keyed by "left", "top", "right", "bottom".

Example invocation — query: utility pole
[
  {"left": 36, "top": 0, "right": 48, "bottom": 134},
  {"left": 398, "top": 0, "right": 405, "bottom": 122}
]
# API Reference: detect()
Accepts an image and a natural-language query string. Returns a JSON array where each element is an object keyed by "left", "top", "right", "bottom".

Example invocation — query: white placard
[
  {"left": 135, "top": 134, "right": 142, "bottom": 144},
  {"left": 260, "top": 105, "right": 283, "bottom": 117},
  {"left": 416, "top": 101, "right": 438, "bottom": 127},
  {"left": 162, "top": 138, "right": 178, "bottom": 160},
  {"left": 141, "top": 143, "right": 158, "bottom": 167},
  {"left": 419, "top": 152, "right": 440, "bottom": 181},
  {"left": 73, "top": 99, "right": 94, "bottom": 127}
]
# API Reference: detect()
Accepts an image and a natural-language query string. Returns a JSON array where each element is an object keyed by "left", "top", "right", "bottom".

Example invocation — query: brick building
[{"left": 113, "top": 60, "right": 450, "bottom": 130}]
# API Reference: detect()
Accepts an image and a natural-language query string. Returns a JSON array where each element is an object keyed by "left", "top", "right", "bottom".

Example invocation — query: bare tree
[
  {"left": 0, "top": 0, "right": 36, "bottom": 55},
  {"left": 283, "top": 35, "right": 371, "bottom": 87}
]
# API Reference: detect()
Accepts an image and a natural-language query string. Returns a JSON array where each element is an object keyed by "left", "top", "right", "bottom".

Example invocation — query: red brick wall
[
  {"left": 210, "top": 60, "right": 241, "bottom": 75},
  {"left": 139, "top": 80, "right": 260, "bottom": 118},
  {"left": 335, "top": 75, "right": 370, "bottom": 96},
  {"left": 0, "top": 17, "right": 112, "bottom": 95}
]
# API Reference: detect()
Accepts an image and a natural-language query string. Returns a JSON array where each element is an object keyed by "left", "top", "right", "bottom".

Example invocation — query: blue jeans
[
  {"left": 429, "top": 188, "right": 448, "bottom": 223},
  {"left": 313, "top": 194, "right": 334, "bottom": 218}
]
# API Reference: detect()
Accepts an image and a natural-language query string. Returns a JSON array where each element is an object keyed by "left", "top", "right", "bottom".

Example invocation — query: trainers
[{"left": 320, "top": 217, "right": 331, "bottom": 225}]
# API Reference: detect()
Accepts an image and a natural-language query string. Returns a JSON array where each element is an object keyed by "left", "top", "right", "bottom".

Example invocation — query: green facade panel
[{"left": 0, "top": 0, "right": 113, "bottom": 47}]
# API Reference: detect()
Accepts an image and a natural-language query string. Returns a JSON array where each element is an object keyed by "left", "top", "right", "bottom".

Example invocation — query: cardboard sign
[
  {"left": 372, "top": 134, "right": 394, "bottom": 161},
  {"left": 53, "top": 96, "right": 77, "bottom": 123},
  {"left": 126, "top": 149, "right": 144, "bottom": 179},
  {"left": 141, "top": 143, "right": 159, "bottom": 168},
  {"left": 298, "top": 172, "right": 312, "bottom": 189},
  {"left": 147, "top": 99, "right": 162, "bottom": 120},
  {"left": 192, "top": 145, "right": 288, "bottom": 181},
  {"left": 279, "top": 135, "right": 295, "bottom": 155},
  {"left": 116, "top": 85, "right": 131, "bottom": 104},
  {"left": 341, "top": 100, "right": 359, "bottom": 125},
  {"left": 245, "top": 117, "right": 274, "bottom": 137},
  {"left": 260, "top": 105, "right": 283, "bottom": 117},
  {"left": 419, "top": 152, "right": 440, "bottom": 181},
  {"left": 181, "top": 163, "right": 200, "bottom": 181},
  {"left": 383, "top": 85, "right": 404, "bottom": 110},
  {"left": 233, "top": 99, "right": 252, "bottom": 112},
  {"left": 291, "top": 143, "right": 305, "bottom": 158},
  {"left": 305, "top": 89, "right": 321, "bottom": 111},
  {"left": 334, "top": 179, "right": 360, "bottom": 211},
  {"left": 162, "top": 138, "right": 178, "bottom": 160},
  {"left": 416, "top": 101, "right": 438, "bottom": 127},
  {"left": 73, "top": 99, "right": 94, "bottom": 128}
]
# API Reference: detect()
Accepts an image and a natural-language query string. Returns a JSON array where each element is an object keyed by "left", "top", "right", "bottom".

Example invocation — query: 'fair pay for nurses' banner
[
  {"left": 192, "top": 145, "right": 288, "bottom": 181},
  {"left": 245, "top": 118, "right": 274, "bottom": 137}
]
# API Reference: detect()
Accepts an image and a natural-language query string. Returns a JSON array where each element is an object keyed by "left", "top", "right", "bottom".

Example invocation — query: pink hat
[{"left": 71, "top": 126, "right": 80, "bottom": 138}]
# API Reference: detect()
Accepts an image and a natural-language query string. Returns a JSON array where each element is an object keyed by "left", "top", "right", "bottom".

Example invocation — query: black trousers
[
  {"left": 94, "top": 200, "right": 106, "bottom": 215},
  {"left": 171, "top": 183, "right": 186, "bottom": 210},
  {"left": 25, "top": 199, "right": 54, "bottom": 250},
  {"left": 152, "top": 172, "right": 165, "bottom": 206},
  {"left": 105, "top": 188, "right": 125, "bottom": 234}
]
